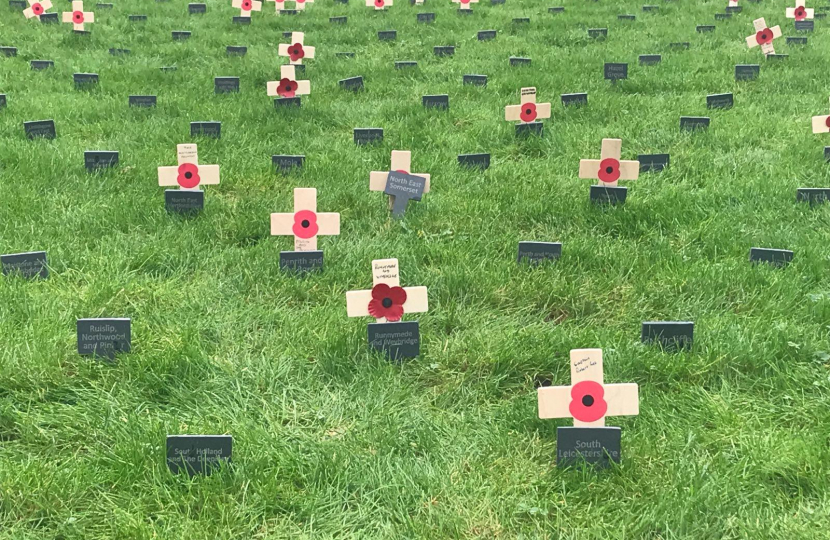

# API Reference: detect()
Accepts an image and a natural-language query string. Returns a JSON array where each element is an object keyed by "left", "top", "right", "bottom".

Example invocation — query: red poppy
[
  {"left": 597, "top": 158, "right": 620, "bottom": 183},
  {"left": 177, "top": 163, "right": 201, "bottom": 188},
  {"left": 755, "top": 28, "right": 773, "bottom": 45},
  {"left": 368, "top": 283, "right": 407, "bottom": 322},
  {"left": 288, "top": 43, "right": 305, "bottom": 62},
  {"left": 32, "top": 2, "right": 44, "bottom": 15},
  {"left": 72, "top": 10, "right": 84, "bottom": 23},
  {"left": 794, "top": 6, "right": 806, "bottom": 20},
  {"left": 275, "top": 0, "right": 284, "bottom": 3},
  {"left": 460, "top": 0, "right": 470, "bottom": 3},
  {"left": 825, "top": 116, "right": 830, "bottom": 129},
  {"left": 520, "top": 103, "right": 537, "bottom": 123},
  {"left": 241, "top": 0, "right": 252, "bottom": 10},
  {"left": 292, "top": 210, "right": 318, "bottom": 239},
  {"left": 569, "top": 380, "right": 608, "bottom": 423},
  {"left": 374, "top": 0, "right": 384, "bottom": 7},
  {"left": 277, "top": 78, "right": 298, "bottom": 97},
  {"left": 296, "top": 0, "right": 305, "bottom": 3}
]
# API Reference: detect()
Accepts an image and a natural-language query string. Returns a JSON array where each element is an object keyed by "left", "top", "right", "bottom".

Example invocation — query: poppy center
[
  {"left": 185, "top": 172, "right": 192, "bottom": 179},
  {"left": 301, "top": 219, "right": 310, "bottom": 228},
  {"left": 526, "top": 108, "right": 532, "bottom": 114},
  {"left": 582, "top": 395, "right": 594, "bottom": 407},
  {"left": 382, "top": 298, "right": 393, "bottom": 308},
  {"left": 33, "top": 3, "right": 43, "bottom": 13},
  {"left": 606, "top": 167, "right": 614, "bottom": 173},
  {"left": 73, "top": 11, "right": 83, "bottom": 21}
]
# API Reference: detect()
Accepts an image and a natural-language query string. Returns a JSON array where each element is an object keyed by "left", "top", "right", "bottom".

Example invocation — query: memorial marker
[
  {"left": 579, "top": 138, "right": 639, "bottom": 204},
  {"left": 367, "top": 0, "right": 391, "bottom": 10},
  {"left": 797, "top": 188, "right": 830, "bottom": 204},
  {"left": 588, "top": 28, "right": 608, "bottom": 38},
  {"left": 354, "top": 128, "right": 383, "bottom": 145},
  {"left": 188, "top": 3, "right": 206, "bottom": 13},
  {"left": 172, "top": 31, "right": 191, "bottom": 41},
  {"left": 267, "top": 0, "right": 312, "bottom": 13},
  {"left": 24, "top": 119, "right": 56, "bottom": 139},
  {"left": 811, "top": 97, "right": 830, "bottom": 135},
  {"left": 190, "top": 122, "right": 221, "bottom": 138},
  {"left": 639, "top": 54, "right": 661, "bottom": 65},
  {"left": 463, "top": 74, "right": 487, "bottom": 86},
  {"left": 680, "top": 116, "right": 710, "bottom": 131},
  {"left": 272, "top": 154, "right": 304, "bottom": 173},
  {"left": 696, "top": 25, "right": 715, "bottom": 32},
  {"left": 23, "top": 0, "right": 53, "bottom": 20},
  {"left": 232, "top": 0, "right": 261, "bottom": 18},
  {"left": 268, "top": 65, "right": 309, "bottom": 104},
  {"left": 271, "top": 188, "right": 340, "bottom": 273},
  {"left": 31, "top": 60, "right": 54, "bottom": 70},
  {"left": 84, "top": 150, "right": 119, "bottom": 171},
  {"left": 505, "top": 87, "right": 550, "bottom": 137},
  {"left": 422, "top": 94, "right": 449, "bottom": 109},
  {"left": 370, "top": 151, "right": 431, "bottom": 216},
  {"left": 62, "top": 0, "right": 93, "bottom": 31},
  {"left": 746, "top": 18, "right": 781, "bottom": 56},
  {"left": 77, "top": 318, "right": 131, "bottom": 360},
  {"left": 214, "top": 77, "right": 240, "bottom": 94},
  {"left": 477, "top": 30, "right": 496, "bottom": 41},
  {"left": 434, "top": 46, "right": 454, "bottom": 57},
  {"left": 517, "top": 241, "right": 561, "bottom": 265},
  {"left": 167, "top": 435, "right": 232, "bottom": 476},
  {"left": 1, "top": 47, "right": 18, "bottom": 57},
  {"left": 786, "top": 0, "right": 814, "bottom": 22},
  {"left": 707, "top": 93, "right": 734, "bottom": 109},
  {"left": 278, "top": 32, "right": 314, "bottom": 65},
  {"left": 641, "top": 321, "right": 694, "bottom": 351},
  {"left": 561, "top": 93, "right": 588, "bottom": 106},
  {"left": 787, "top": 36, "right": 808, "bottom": 44},
  {"left": 510, "top": 57, "right": 531, "bottom": 67},
  {"left": 1, "top": 251, "right": 48, "bottom": 279},
  {"left": 735, "top": 64, "right": 760, "bottom": 80},
  {"left": 457, "top": 153, "right": 490, "bottom": 169},
  {"left": 339, "top": 76, "right": 364, "bottom": 91},
  {"left": 227, "top": 46, "right": 247, "bottom": 56},
  {"left": 750, "top": 247, "right": 793, "bottom": 267},
  {"left": 417, "top": 12, "right": 435, "bottom": 22},
  {"left": 453, "top": 0, "right": 477, "bottom": 9},
  {"left": 604, "top": 63, "right": 628, "bottom": 81},
  {"left": 638, "top": 153, "right": 669, "bottom": 173},
  {"left": 378, "top": 30, "right": 397, "bottom": 41},
  {"left": 396, "top": 61, "right": 417, "bottom": 69},
  {"left": 158, "top": 144, "right": 219, "bottom": 213}
]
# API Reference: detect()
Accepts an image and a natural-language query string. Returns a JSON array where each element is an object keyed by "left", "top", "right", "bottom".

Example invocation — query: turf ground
[{"left": 2, "top": 0, "right": 830, "bottom": 538}]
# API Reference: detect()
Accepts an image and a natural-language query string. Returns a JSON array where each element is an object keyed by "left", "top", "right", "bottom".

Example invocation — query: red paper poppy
[
  {"left": 597, "top": 158, "right": 620, "bottom": 183},
  {"left": 794, "top": 6, "right": 806, "bottom": 20},
  {"left": 460, "top": 0, "right": 470, "bottom": 3},
  {"left": 368, "top": 283, "right": 407, "bottom": 322},
  {"left": 275, "top": 0, "right": 284, "bottom": 3},
  {"left": 72, "top": 10, "right": 84, "bottom": 23},
  {"left": 825, "top": 116, "right": 830, "bottom": 129},
  {"left": 296, "top": 0, "right": 305, "bottom": 3},
  {"left": 288, "top": 43, "right": 305, "bottom": 62},
  {"left": 32, "top": 2, "right": 44, "bottom": 15},
  {"left": 241, "top": 0, "right": 252, "bottom": 10},
  {"left": 374, "top": 0, "right": 385, "bottom": 7},
  {"left": 177, "top": 163, "right": 201, "bottom": 188},
  {"left": 520, "top": 102, "right": 537, "bottom": 123},
  {"left": 569, "top": 380, "right": 608, "bottom": 423},
  {"left": 756, "top": 28, "right": 773, "bottom": 45},
  {"left": 292, "top": 210, "right": 318, "bottom": 239},
  {"left": 277, "top": 78, "right": 298, "bottom": 97}
]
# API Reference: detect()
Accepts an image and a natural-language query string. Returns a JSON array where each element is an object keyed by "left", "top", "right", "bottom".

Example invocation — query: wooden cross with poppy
[
  {"left": 270, "top": 188, "right": 340, "bottom": 252},
  {"left": 267, "top": 65, "right": 310, "bottom": 99},
  {"left": 346, "top": 259, "right": 428, "bottom": 323},
  {"left": 505, "top": 88, "right": 551, "bottom": 125},
  {"left": 728, "top": 0, "right": 738, "bottom": 6},
  {"left": 268, "top": 0, "right": 313, "bottom": 13},
  {"left": 367, "top": 0, "right": 392, "bottom": 10},
  {"left": 158, "top": 144, "right": 220, "bottom": 191},
  {"left": 23, "top": 0, "right": 52, "bottom": 20},
  {"left": 786, "top": 0, "right": 814, "bottom": 21},
  {"left": 279, "top": 33, "right": 315, "bottom": 65},
  {"left": 745, "top": 18, "right": 782, "bottom": 56},
  {"left": 453, "top": 0, "right": 478, "bottom": 10},
  {"left": 578, "top": 138, "right": 639, "bottom": 188},
  {"left": 811, "top": 97, "right": 830, "bottom": 134},
  {"left": 232, "top": 0, "right": 262, "bottom": 17},
  {"left": 369, "top": 150, "right": 431, "bottom": 202},
  {"left": 538, "top": 349, "right": 639, "bottom": 428},
  {"left": 62, "top": 1, "right": 93, "bottom": 31}
]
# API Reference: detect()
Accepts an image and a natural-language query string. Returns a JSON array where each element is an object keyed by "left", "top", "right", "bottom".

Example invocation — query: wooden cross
[
  {"left": 268, "top": 0, "right": 313, "bottom": 12},
  {"left": 811, "top": 97, "right": 830, "bottom": 134},
  {"left": 538, "top": 349, "right": 639, "bottom": 427},
  {"left": 370, "top": 150, "right": 431, "bottom": 197},
  {"left": 746, "top": 18, "right": 782, "bottom": 56},
  {"left": 786, "top": 0, "right": 814, "bottom": 21},
  {"left": 366, "top": 0, "right": 392, "bottom": 10},
  {"left": 453, "top": 0, "right": 478, "bottom": 9},
  {"left": 270, "top": 188, "right": 340, "bottom": 251},
  {"left": 505, "top": 88, "right": 551, "bottom": 125},
  {"left": 62, "top": 1, "right": 93, "bottom": 31},
  {"left": 267, "top": 65, "right": 310, "bottom": 98},
  {"left": 232, "top": 0, "right": 262, "bottom": 17},
  {"left": 728, "top": 0, "right": 738, "bottom": 7},
  {"left": 279, "top": 32, "right": 315, "bottom": 65},
  {"left": 346, "top": 259, "right": 428, "bottom": 323},
  {"left": 24, "top": 0, "right": 52, "bottom": 20},
  {"left": 578, "top": 138, "right": 639, "bottom": 187},
  {"left": 158, "top": 144, "right": 220, "bottom": 191}
]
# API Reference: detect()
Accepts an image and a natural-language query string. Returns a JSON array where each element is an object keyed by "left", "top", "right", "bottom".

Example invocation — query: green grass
[{"left": 2, "top": 0, "right": 830, "bottom": 537}]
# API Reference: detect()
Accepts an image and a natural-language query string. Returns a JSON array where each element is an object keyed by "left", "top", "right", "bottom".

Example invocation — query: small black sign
[
  {"left": 639, "top": 54, "right": 661, "bottom": 65},
  {"left": 795, "top": 20, "right": 814, "bottom": 31},
  {"left": 294, "top": 64, "right": 306, "bottom": 74},
  {"left": 167, "top": 435, "right": 232, "bottom": 476},
  {"left": 604, "top": 63, "right": 628, "bottom": 81},
  {"left": 707, "top": 93, "right": 733, "bottom": 109},
  {"left": 549, "top": 6, "right": 564, "bottom": 12},
  {"left": 272, "top": 154, "right": 304, "bottom": 173},
  {"left": 510, "top": 57, "right": 531, "bottom": 66},
  {"left": 84, "top": 151, "right": 119, "bottom": 171},
  {"left": 73, "top": 30, "right": 91, "bottom": 36},
  {"left": 588, "top": 28, "right": 608, "bottom": 38},
  {"left": 463, "top": 74, "right": 487, "bottom": 86},
  {"left": 160, "top": 66, "right": 178, "bottom": 72},
  {"left": 735, "top": 64, "right": 760, "bottom": 80},
  {"left": 557, "top": 427, "right": 621, "bottom": 468},
  {"left": 641, "top": 321, "right": 694, "bottom": 351},
  {"left": 696, "top": 25, "right": 716, "bottom": 33},
  {"left": 478, "top": 30, "right": 497, "bottom": 41},
  {"left": 513, "top": 17, "right": 530, "bottom": 23},
  {"left": 214, "top": 77, "right": 240, "bottom": 94},
  {"left": 517, "top": 241, "right": 561, "bottom": 264},
  {"left": 1, "top": 47, "right": 18, "bottom": 58},
  {"left": 9, "top": 0, "right": 26, "bottom": 8},
  {"left": 787, "top": 36, "right": 808, "bottom": 45},
  {"left": 561, "top": 93, "right": 588, "bottom": 106},
  {"left": 491, "top": 0, "right": 504, "bottom": 4},
  {"left": 680, "top": 116, "right": 710, "bottom": 131},
  {"left": 797, "top": 188, "right": 830, "bottom": 204},
  {"left": 378, "top": 30, "right": 397, "bottom": 41},
  {"left": 30, "top": 60, "right": 54, "bottom": 70},
  {"left": 1, "top": 251, "right": 48, "bottom": 279},
  {"left": 190, "top": 121, "right": 221, "bottom": 138},
  {"left": 368, "top": 321, "right": 420, "bottom": 360},
  {"left": 726, "top": 5, "right": 742, "bottom": 12},
  {"left": 40, "top": 12, "right": 58, "bottom": 22},
  {"left": 354, "top": 128, "right": 383, "bottom": 145},
  {"left": 337, "top": 52, "right": 356, "bottom": 58},
  {"left": 457, "top": 153, "right": 490, "bottom": 169},
  {"left": 457, "top": 7, "right": 473, "bottom": 14},
  {"left": 129, "top": 95, "right": 157, "bottom": 108},
  {"left": 816, "top": 12, "right": 827, "bottom": 18},
  {"left": 618, "top": 14, "right": 635, "bottom": 20},
  {"left": 24, "top": 120, "right": 56, "bottom": 140},
  {"left": 339, "top": 76, "right": 364, "bottom": 91},
  {"left": 77, "top": 318, "right": 131, "bottom": 360},
  {"left": 638, "top": 153, "right": 669, "bottom": 173},
  {"left": 715, "top": 13, "right": 731, "bottom": 20},
  {"left": 330, "top": 16, "right": 347, "bottom": 24},
  {"left": 74, "top": 73, "right": 98, "bottom": 88},
  {"left": 516, "top": 122, "right": 543, "bottom": 137},
  {"left": 395, "top": 61, "right": 418, "bottom": 69},
  {"left": 750, "top": 247, "right": 793, "bottom": 267},
  {"left": 274, "top": 97, "right": 302, "bottom": 108},
  {"left": 188, "top": 3, "right": 206, "bottom": 13},
  {"left": 385, "top": 171, "right": 427, "bottom": 217},
  {"left": 172, "top": 31, "right": 191, "bottom": 41},
  {"left": 670, "top": 42, "right": 690, "bottom": 49},
  {"left": 279, "top": 9, "right": 298, "bottom": 14},
  {"left": 232, "top": 16, "right": 251, "bottom": 24},
  {"left": 434, "top": 46, "right": 455, "bottom": 57},
  {"left": 590, "top": 185, "right": 627, "bottom": 204},
  {"left": 129, "top": 14, "right": 148, "bottom": 21},
  {"left": 97, "top": 2, "right": 113, "bottom": 7},
  {"left": 109, "top": 48, "right": 131, "bottom": 56},
  {"left": 165, "top": 189, "right": 204, "bottom": 214},
  {"left": 279, "top": 251, "right": 323, "bottom": 273},
  {"left": 226, "top": 46, "right": 247, "bottom": 56},
  {"left": 642, "top": 4, "right": 658, "bottom": 11},
  {"left": 0, "top": 94, "right": 6, "bottom": 108},
  {"left": 766, "top": 54, "right": 789, "bottom": 60},
  {"left": 825, "top": 146, "right": 830, "bottom": 162},
  {"left": 423, "top": 94, "right": 449, "bottom": 109},
  {"left": 418, "top": 12, "right": 435, "bottom": 23}
]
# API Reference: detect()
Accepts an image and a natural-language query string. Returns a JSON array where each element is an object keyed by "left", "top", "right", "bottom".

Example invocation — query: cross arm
[{"left": 812, "top": 115, "right": 830, "bottom": 134}]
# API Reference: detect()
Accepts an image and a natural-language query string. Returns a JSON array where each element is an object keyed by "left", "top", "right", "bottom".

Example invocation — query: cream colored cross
[
  {"left": 268, "top": 0, "right": 313, "bottom": 12},
  {"left": 24, "top": 0, "right": 52, "bottom": 20},
  {"left": 453, "top": 0, "right": 478, "bottom": 9},
  {"left": 728, "top": 0, "right": 738, "bottom": 7},
  {"left": 232, "top": 0, "right": 262, "bottom": 17},
  {"left": 267, "top": 65, "right": 310, "bottom": 98},
  {"left": 786, "top": 0, "right": 814, "bottom": 20},
  {"left": 505, "top": 88, "right": 551, "bottom": 125},
  {"left": 370, "top": 150, "right": 431, "bottom": 195},
  {"left": 746, "top": 18, "right": 782, "bottom": 56},
  {"left": 578, "top": 138, "right": 639, "bottom": 188},
  {"left": 270, "top": 188, "right": 340, "bottom": 251},
  {"left": 811, "top": 97, "right": 830, "bottom": 134},
  {"left": 366, "top": 0, "right": 392, "bottom": 10},
  {"left": 62, "top": 1, "right": 93, "bottom": 31},
  {"left": 158, "top": 144, "right": 220, "bottom": 191},
  {"left": 538, "top": 349, "right": 639, "bottom": 427},
  {"left": 346, "top": 259, "right": 428, "bottom": 323},
  {"left": 279, "top": 32, "right": 315, "bottom": 65}
]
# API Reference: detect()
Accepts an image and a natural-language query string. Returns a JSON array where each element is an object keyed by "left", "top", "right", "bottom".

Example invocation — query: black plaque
[
  {"left": 167, "top": 435, "right": 232, "bottom": 476},
  {"left": 516, "top": 122, "right": 543, "bottom": 137},
  {"left": 0, "top": 47, "right": 18, "bottom": 57},
  {"left": 97, "top": 2, "right": 113, "bottom": 7},
  {"left": 172, "top": 31, "right": 191, "bottom": 41},
  {"left": 188, "top": 2, "right": 206, "bottom": 13},
  {"left": 109, "top": 48, "right": 131, "bottom": 56},
  {"left": 190, "top": 122, "right": 221, "bottom": 138},
  {"left": 165, "top": 189, "right": 204, "bottom": 213},
  {"left": 417, "top": 12, "right": 435, "bottom": 23},
  {"left": 639, "top": 54, "right": 661, "bottom": 65},
  {"left": 696, "top": 25, "right": 716, "bottom": 33},
  {"left": 513, "top": 17, "right": 530, "bottom": 23},
  {"left": 670, "top": 42, "right": 690, "bottom": 49},
  {"left": 491, "top": 0, "right": 504, "bottom": 4},
  {"left": 795, "top": 20, "right": 814, "bottom": 31},
  {"left": 816, "top": 12, "right": 827, "bottom": 18},
  {"left": 77, "top": 318, "right": 131, "bottom": 360},
  {"left": 510, "top": 57, "right": 531, "bottom": 66},
  {"left": 368, "top": 321, "right": 420, "bottom": 360},
  {"left": 279, "top": 251, "right": 323, "bottom": 273},
  {"left": 457, "top": 153, "right": 490, "bottom": 169},
  {"left": 517, "top": 241, "right": 562, "bottom": 264},
  {"left": 84, "top": 150, "right": 119, "bottom": 171},
  {"left": 161, "top": 66, "right": 178, "bottom": 72},
  {"left": 463, "top": 74, "right": 487, "bottom": 86},
  {"left": 378, "top": 30, "right": 397, "bottom": 41},
  {"left": 726, "top": 5, "right": 741, "bottom": 12},
  {"left": 272, "top": 154, "right": 304, "bottom": 173},
  {"left": 395, "top": 61, "right": 418, "bottom": 69},
  {"left": 706, "top": 93, "right": 733, "bottom": 109},
  {"left": 434, "top": 46, "right": 455, "bottom": 57},
  {"left": 787, "top": 36, "right": 808, "bottom": 45},
  {"left": 274, "top": 97, "right": 301, "bottom": 108},
  {"left": 641, "top": 321, "right": 694, "bottom": 350},
  {"left": 74, "top": 73, "right": 98, "bottom": 88},
  {"left": 715, "top": 13, "right": 731, "bottom": 20},
  {"left": 422, "top": 94, "right": 449, "bottom": 109},
  {"left": 557, "top": 427, "right": 621, "bottom": 468},
  {"left": 766, "top": 54, "right": 789, "bottom": 60},
  {"left": 40, "top": 12, "right": 58, "bottom": 22},
  {"left": 797, "top": 188, "right": 830, "bottom": 204},
  {"left": 227, "top": 45, "right": 247, "bottom": 56},
  {"left": 384, "top": 171, "right": 426, "bottom": 217},
  {"left": 588, "top": 28, "right": 608, "bottom": 38},
  {"left": 330, "top": 16, "right": 347, "bottom": 24},
  {"left": 549, "top": 6, "right": 564, "bottom": 12},
  {"left": 638, "top": 153, "right": 669, "bottom": 173},
  {"left": 24, "top": 120, "right": 56, "bottom": 140},
  {"left": 642, "top": 4, "right": 658, "bottom": 11},
  {"left": 337, "top": 52, "right": 355, "bottom": 58},
  {"left": 129, "top": 14, "right": 148, "bottom": 21},
  {"left": 232, "top": 16, "right": 251, "bottom": 24},
  {"left": 826, "top": 146, "right": 830, "bottom": 162},
  {"left": 0, "top": 94, "right": 6, "bottom": 108},
  {"left": 680, "top": 116, "right": 710, "bottom": 131},
  {"left": 9, "top": 0, "right": 26, "bottom": 8},
  {"left": 561, "top": 93, "right": 588, "bottom": 106},
  {"left": 129, "top": 95, "right": 157, "bottom": 107},
  {"left": 214, "top": 77, "right": 240, "bottom": 94},
  {"left": 590, "top": 185, "right": 627, "bottom": 204},
  {"left": 282, "top": 32, "right": 292, "bottom": 38},
  {"left": 354, "top": 128, "right": 383, "bottom": 145},
  {"left": 30, "top": 60, "right": 54, "bottom": 70},
  {"left": 750, "top": 247, "right": 793, "bottom": 267},
  {"left": 478, "top": 30, "right": 497, "bottom": 41},
  {"left": 1, "top": 251, "right": 48, "bottom": 279},
  {"left": 618, "top": 14, "right": 635, "bottom": 20},
  {"left": 294, "top": 64, "right": 306, "bottom": 74},
  {"left": 735, "top": 64, "right": 760, "bottom": 80},
  {"left": 604, "top": 63, "right": 628, "bottom": 81},
  {"left": 339, "top": 76, "right": 364, "bottom": 91}
]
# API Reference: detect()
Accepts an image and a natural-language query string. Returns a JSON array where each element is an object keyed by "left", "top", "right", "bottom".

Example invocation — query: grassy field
[{"left": 2, "top": 0, "right": 830, "bottom": 537}]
